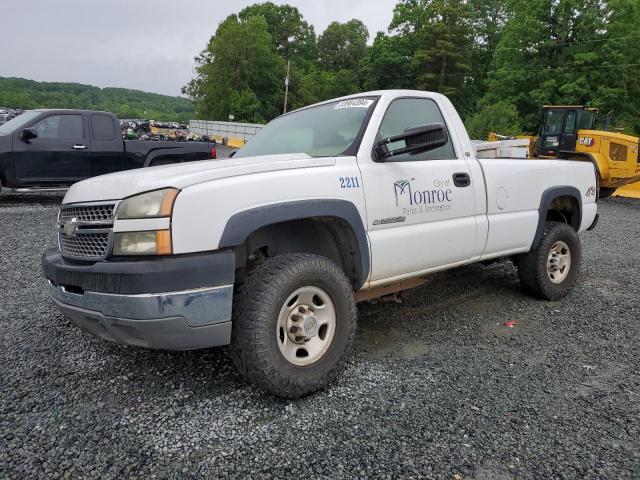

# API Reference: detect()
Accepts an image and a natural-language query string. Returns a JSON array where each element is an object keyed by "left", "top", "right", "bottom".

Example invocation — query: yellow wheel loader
[{"left": 491, "top": 106, "right": 640, "bottom": 198}]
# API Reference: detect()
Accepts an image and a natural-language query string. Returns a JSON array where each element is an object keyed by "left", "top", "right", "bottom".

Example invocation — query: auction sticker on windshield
[{"left": 334, "top": 99, "right": 374, "bottom": 109}]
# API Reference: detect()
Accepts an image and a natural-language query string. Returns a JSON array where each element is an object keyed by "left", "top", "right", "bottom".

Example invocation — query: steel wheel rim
[
  {"left": 547, "top": 240, "right": 572, "bottom": 284},
  {"left": 276, "top": 286, "right": 336, "bottom": 366}
]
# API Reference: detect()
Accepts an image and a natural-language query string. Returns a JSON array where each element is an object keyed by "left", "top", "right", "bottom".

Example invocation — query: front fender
[{"left": 219, "top": 199, "right": 370, "bottom": 289}]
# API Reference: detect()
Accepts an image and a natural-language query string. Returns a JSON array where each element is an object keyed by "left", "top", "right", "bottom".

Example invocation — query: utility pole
[{"left": 283, "top": 60, "right": 290, "bottom": 114}]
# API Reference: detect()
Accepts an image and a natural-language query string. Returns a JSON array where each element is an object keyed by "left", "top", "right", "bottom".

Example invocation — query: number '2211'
[{"left": 339, "top": 177, "right": 360, "bottom": 189}]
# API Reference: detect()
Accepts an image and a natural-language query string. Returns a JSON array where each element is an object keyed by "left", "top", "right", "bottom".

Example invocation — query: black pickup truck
[{"left": 0, "top": 109, "right": 216, "bottom": 193}]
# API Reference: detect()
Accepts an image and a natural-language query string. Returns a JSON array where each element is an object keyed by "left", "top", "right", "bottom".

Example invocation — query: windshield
[
  {"left": 235, "top": 97, "right": 378, "bottom": 158},
  {"left": 0, "top": 111, "right": 41, "bottom": 135}
]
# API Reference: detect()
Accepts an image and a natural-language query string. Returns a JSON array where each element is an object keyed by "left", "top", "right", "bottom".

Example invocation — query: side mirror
[
  {"left": 20, "top": 128, "right": 38, "bottom": 142},
  {"left": 375, "top": 123, "right": 448, "bottom": 161}
]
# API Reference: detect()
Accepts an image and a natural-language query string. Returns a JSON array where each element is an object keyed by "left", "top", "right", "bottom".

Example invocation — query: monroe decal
[{"left": 393, "top": 178, "right": 453, "bottom": 210}]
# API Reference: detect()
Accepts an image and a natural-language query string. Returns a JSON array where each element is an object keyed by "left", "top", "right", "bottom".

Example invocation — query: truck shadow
[{"left": 355, "top": 261, "right": 524, "bottom": 357}]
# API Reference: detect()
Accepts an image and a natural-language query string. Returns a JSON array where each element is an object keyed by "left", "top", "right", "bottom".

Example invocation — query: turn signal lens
[{"left": 113, "top": 230, "right": 172, "bottom": 256}]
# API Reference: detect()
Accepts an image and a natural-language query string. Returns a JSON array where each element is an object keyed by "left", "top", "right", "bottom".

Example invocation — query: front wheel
[
  {"left": 516, "top": 222, "right": 582, "bottom": 301},
  {"left": 230, "top": 254, "right": 357, "bottom": 398}
]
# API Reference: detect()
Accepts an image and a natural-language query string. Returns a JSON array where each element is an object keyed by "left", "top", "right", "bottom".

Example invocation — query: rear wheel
[
  {"left": 230, "top": 253, "right": 357, "bottom": 398},
  {"left": 517, "top": 222, "right": 581, "bottom": 300}
]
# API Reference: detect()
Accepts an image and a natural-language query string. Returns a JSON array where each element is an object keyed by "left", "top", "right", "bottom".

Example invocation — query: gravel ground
[{"left": 0, "top": 194, "right": 638, "bottom": 479}]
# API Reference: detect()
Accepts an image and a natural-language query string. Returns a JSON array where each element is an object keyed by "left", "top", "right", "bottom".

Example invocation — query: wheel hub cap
[
  {"left": 286, "top": 305, "right": 319, "bottom": 342},
  {"left": 547, "top": 240, "right": 572, "bottom": 284},
  {"left": 277, "top": 286, "right": 337, "bottom": 366}
]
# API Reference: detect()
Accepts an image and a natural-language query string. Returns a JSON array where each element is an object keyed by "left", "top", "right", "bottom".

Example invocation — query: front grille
[
  {"left": 58, "top": 204, "right": 116, "bottom": 223},
  {"left": 58, "top": 202, "right": 117, "bottom": 260},
  {"left": 59, "top": 232, "right": 111, "bottom": 259}
]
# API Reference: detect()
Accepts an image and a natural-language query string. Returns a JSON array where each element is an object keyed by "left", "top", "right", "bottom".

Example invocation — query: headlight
[
  {"left": 117, "top": 188, "right": 179, "bottom": 219},
  {"left": 113, "top": 230, "right": 172, "bottom": 256}
]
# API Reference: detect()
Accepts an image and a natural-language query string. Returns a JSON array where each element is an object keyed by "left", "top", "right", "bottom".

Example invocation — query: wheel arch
[
  {"left": 531, "top": 186, "right": 582, "bottom": 249},
  {"left": 143, "top": 148, "right": 186, "bottom": 167},
  {"left": 219, "top": 200, "right": 370, "bottom": 289}
]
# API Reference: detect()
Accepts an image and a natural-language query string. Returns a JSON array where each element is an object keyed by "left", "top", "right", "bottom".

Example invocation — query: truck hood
[{"left": 63, "top": 153, "right": 335, "bottom": 204}]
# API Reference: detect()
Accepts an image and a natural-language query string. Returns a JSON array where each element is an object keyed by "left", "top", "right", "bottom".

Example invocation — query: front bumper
[{"left": 42, "top": 249, "right": 235, "bottom": 350}]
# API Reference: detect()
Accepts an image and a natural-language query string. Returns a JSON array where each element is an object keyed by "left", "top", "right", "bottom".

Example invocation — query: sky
[{"left": 1, "top": 0, "right": 397, "bottom": 97}]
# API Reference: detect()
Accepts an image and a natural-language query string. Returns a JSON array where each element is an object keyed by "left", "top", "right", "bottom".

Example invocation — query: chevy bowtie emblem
[{"left": 63, "top": 217, "right": 79, "bottom": 236}]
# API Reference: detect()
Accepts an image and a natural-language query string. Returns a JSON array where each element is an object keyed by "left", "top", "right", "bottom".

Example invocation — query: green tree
[
  {"left": 298, "top": 68, "right": 361, "bottom": 103},
  {"left": 362, "top": 32, "right": 415, "bottom": 90},
  {"left": 317, "top": 20, "right": 369, "bottom": 74},
  {"left": 238, "top": 2, "right": 316, "bottom": 63},
  {"left": 186, "top": 15, "right": 284, "bottom": 122},
  {"left": 465, "top": 100, "right": 523, "bottom": 139},
  {"left": 467, "top": 0, "right": 509, "bottom": 103},
  {"left": 588, "top": 0, "right": 640, "bottom": 134},
  {"left": 390, "top": 0, "right": 475, "bottom": 113},
  {"left": 0, "top": 77, "right": 195, "bottom": 122},
  {"left": 482, "top": 0, "right": 632, "bottom": 131}
]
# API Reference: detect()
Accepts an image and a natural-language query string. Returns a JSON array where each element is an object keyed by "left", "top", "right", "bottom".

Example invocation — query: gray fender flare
[
  {"left": 531, "top": 186, "right": 582, "bottom": 249},
  {"left": 219, "top": 199, "right": 370, "bottom": 289}
]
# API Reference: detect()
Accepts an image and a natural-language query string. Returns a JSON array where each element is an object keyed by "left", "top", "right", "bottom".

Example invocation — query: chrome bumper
[{"left": 48, "top": 282, "right": 233, "bottom": 350}]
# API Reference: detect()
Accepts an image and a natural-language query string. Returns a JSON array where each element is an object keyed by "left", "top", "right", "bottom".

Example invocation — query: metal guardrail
[{"left": 189, "top": 120, "right": 264, "bottom": 142}]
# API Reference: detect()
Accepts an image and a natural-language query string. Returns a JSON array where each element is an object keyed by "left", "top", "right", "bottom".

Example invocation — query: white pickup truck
[{"left": 42, "top": 90, "right": 599, "bottom": 398}]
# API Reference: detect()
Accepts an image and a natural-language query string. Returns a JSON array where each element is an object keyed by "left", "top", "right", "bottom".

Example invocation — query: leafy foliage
[
  {"left": 466, "top": 101, "right": 523, "bottom": 139},
  {"left": 0, "top": 77, "right": 195, "bottom": 122},
  {"left": 483, "top": 0, "right": 640, "bottom": 134},
  {"left": 318, "top": 20, "right": 369, "bottom": 74},
  {"left": 184, "top": 15, "right": 283, "bottom": 124}
]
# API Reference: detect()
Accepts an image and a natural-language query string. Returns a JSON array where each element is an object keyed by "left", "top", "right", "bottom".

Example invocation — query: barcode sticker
[{"left": 334, "top": 99, "right": 374, "bottom": 109}]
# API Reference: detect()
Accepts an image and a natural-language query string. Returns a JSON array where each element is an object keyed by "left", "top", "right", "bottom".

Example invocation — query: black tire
[
  {"left": 230, "top": 253, "right": 357, "bottom": 398},
  {"left": 517, "top": 222, "right": 581, "bottom": 301}
]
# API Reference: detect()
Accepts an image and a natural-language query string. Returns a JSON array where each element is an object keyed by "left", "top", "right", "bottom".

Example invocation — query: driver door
[
  {"left": 13, "top": 113, "right": 90, "bottom": 184},
  {"left": 357, "top": 97, "right": 477, "bottom": 283}
]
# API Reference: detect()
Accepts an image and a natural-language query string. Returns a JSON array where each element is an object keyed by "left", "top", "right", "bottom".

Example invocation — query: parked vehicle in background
[
  {"left": 0, "top": 107, "right": 23, "bottom": 126},
  {"left": 0, "top": 109, "right": 217, "bottom": 193},
  {"left": 490, "top": 105, "right": 640, "bottom": 198},
  {"left": 42, "top": 90, "right": 598, "bottom": 398}
]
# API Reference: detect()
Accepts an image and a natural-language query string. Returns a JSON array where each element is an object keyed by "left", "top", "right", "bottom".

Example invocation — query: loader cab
[{"left": 535, "top": 106, "right": 597, "bottom": 157}]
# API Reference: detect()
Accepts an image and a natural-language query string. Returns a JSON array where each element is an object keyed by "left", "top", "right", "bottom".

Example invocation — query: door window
[
  {"left": 91, "top": 114, "right": 116, "bottom": 141},
  {"left": 543, "top": 110, "right": 564, "bottom": 135},
  {"left": 565, "top": 111, "right": 577, "bottom": 134},
  {"left": 577, "top": 111, "right": 595, "bottom": 130},
  {"left": 33, "top": 115, "right": 83, "bottom": 139},
  {"left": 377, "top": 98, "right": 456, "bottom": 161}
]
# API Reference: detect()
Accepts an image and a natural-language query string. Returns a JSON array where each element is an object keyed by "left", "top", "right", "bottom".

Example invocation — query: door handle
[
  {"left": 73, "top": 144, "right": 87, "bottom": 150},
  {"left": 453, "top": 172, "right": 471, "bottom": 187}
]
